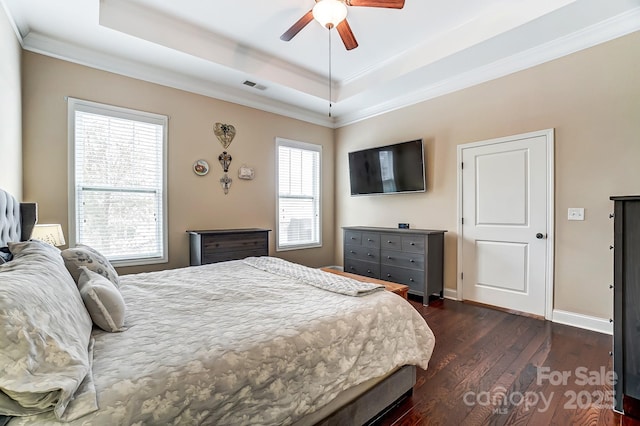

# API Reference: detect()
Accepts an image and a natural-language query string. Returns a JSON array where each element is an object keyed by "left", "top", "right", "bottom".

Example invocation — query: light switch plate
[{"left": 568, "top": 208, "right": 585, "bottom": 221}]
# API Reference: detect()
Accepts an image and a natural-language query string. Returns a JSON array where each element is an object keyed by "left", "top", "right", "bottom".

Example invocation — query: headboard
[{"left": 0, "top": 188, "right": 38, "bottom": 246}]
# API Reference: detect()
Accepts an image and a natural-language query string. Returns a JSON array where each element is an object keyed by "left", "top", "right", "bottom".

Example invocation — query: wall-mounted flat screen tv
[{"left": 348, "top": 139, "right": 426, "bottom": 196}]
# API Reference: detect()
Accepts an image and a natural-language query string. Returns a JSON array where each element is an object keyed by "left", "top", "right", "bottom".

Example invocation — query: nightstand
[{"left": 187, "top": 228, "right": 270, "bottom": 265}]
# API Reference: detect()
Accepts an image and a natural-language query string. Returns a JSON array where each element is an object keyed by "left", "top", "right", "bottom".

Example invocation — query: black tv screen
[{"left": 348, "top": 139, "right": 426, "bottom": 196}]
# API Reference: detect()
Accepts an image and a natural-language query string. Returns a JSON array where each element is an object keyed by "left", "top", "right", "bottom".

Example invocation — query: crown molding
[
  {"left": 22, "top": 32, "right": 334, "bottom": 128},
  {"left": 334, "top": 7, "right": 640, "bottom": 128},
  {"left": 0, "top": 0, "right": 24, "bottom": 46},
  {"left": 16, "top": 5, "right": 640, "bottom": 130}
]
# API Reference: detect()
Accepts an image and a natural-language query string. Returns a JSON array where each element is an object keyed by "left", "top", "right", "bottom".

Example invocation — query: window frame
[
  {"left": 275, "top": 137, "right": 322, "bottom": 252},
  {"left": 67, "top": 97, "right": 168, "bottom": 267}
]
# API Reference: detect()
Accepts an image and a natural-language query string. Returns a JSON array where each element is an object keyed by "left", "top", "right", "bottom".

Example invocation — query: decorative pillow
[
  {"left": 0, "top": 240, "right": 97, "bottom": 420},
  {"left": 61, "top": 244, "right": 119, "bottom": 288},
  {"left": 77, "top": 266, "right": 126, "bottom": 332}
]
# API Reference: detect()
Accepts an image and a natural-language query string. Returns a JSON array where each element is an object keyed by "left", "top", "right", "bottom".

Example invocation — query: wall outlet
[
  {"left": 568, "top": 208, "right": 585, "bottom": 221},
  {"left": 398, "top": 223, "right": 410, "bottom": 229}
]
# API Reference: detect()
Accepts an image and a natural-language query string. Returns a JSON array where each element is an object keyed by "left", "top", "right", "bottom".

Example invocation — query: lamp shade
[
  {"left": 313, "top": 0, "right": 348, "bottom": 28},
  {"left": 31, "top": 224, "right": 66, "bottom": 246}
]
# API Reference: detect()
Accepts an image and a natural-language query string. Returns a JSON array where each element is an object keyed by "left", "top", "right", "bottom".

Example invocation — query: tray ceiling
[{"left": 3, "top": 0, "right": 639, "bottom": 127}]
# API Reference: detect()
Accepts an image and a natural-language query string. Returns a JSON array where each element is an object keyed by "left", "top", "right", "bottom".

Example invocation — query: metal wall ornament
[
  {"left": 213, "top": 123, "right": 236, "bottom": 194},
  {"left": 220, "top": 174, "right": 232, "bottom": 195},
  {"left": 218, "top": 151, "right": 232, "bottom": 173},
  {"left": 214, "top": 123, "right": 236, "bottom": 149}
]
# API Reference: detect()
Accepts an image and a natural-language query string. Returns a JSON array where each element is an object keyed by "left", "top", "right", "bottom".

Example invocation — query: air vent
[{"left": 243, "top": 80, "right": 267, "bottom": 91}]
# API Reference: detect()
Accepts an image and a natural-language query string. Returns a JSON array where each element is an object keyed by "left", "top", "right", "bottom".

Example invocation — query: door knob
[{"left": 536, "top": 233, "right": 544, "bottom": 239}]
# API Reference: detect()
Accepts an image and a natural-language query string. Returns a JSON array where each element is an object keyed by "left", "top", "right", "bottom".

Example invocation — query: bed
[{"left": 0, "top": 188, "right": 435, "bottom": 425}]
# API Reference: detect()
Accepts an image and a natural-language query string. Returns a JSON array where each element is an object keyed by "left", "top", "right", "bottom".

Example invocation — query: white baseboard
[
  {"left": 443, "top": 288, "right": 459, "bottom": 300},
  {"left": 552, "top": 309, "right": 612, "bottom": 335},
  {"left": 437, "top": 291, "right": 612, "bottom": 335}
]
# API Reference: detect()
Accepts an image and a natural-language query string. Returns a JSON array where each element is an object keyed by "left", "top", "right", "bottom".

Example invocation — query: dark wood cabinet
[
  {"left": 343, "top": 226, "right": 446, "bottom": 305},
  {"left": 187, "top": 228, "right": 270, "bottom": 266},
  {"left": 610, "top": 196, "right": 640, "bottom": 417}
]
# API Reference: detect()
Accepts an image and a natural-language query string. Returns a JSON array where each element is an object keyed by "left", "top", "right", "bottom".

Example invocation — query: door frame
[{"left": 456, "top": 129, "right": 555, "bottom": 320}]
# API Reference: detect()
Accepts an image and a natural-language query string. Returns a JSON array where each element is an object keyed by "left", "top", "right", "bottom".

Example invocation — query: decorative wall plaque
[
  {"left": 193, "top": 159, "right": 209, "bottom": 176},
  {"left": 238, "top": 164, "right": 255, "bottom": 180},
  {"left": 214, "top": 123, "right": 236, "bottom": 149}
]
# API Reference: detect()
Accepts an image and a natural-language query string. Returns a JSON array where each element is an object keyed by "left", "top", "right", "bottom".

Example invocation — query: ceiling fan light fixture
[{"left": 312, "top": 0, "right": 348, "bottom": 29}]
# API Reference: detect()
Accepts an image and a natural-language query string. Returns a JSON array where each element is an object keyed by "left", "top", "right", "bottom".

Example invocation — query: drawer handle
[
  {"left": 387, "top": 241, "right": 392, "bottom": 244},
  {"left": 409, "top": 278, "right": 414, "bottom": 282},
  {"left": 349, "top": 266, "right": 355, "bottom": 270},
  {"left": 367, "top": 253, "right": 372, "bottom": 257},
  {"left": 387, "top": 274, "right": 392, "bottom": 278},
  {"left": 387, "top": 256, "right": 392, "bottom": 260},
  {"left": 367, "top": 238, "right": 373, "bottom": 242},
  {"left": 367, "top": 269, "right": 371, "bottom": 273},
  {"left": 351, "top": 237, "right": 356, "bottom": 240},
  {"left": 350, "top": 250, "right": 355, "bottom": 253},
  {"left": 410, "top": 242, "right": 416, "bottom": 246},
  {"left": 409, "top": 259, "right": 415, "bottom": 263}
]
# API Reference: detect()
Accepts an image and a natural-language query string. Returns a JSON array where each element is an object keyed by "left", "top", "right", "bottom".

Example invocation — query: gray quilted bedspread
[
  {"left": 10, "top": 258, "right": 435, "bottom": 425},
  {"left": 243, "top": 256, "right": 385, "bottom": 296}
]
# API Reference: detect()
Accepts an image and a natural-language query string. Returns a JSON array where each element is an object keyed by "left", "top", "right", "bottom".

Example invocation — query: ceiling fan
[{"left": 280, "top": 0, "right": 405, "bottom": 51}]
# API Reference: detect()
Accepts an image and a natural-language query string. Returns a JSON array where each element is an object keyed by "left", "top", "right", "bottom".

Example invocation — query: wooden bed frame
[{"left": 0, "top": 188, "right": 416, "bottom": 425}]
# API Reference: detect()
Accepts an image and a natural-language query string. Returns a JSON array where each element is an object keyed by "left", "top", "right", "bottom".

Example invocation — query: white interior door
[{"left": 459, "top": 130, "right": 553, "bottom": 318}]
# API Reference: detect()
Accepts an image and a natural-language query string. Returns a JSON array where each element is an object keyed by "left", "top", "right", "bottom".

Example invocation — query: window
[
  {"left": 276, "top": 138, "right": 321, "bottom": 251},
  {"left": 68, "top": 98, "right": 168, "bottom": 266}
]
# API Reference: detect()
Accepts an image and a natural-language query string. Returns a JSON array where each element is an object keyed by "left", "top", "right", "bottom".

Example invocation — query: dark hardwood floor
[{"left": 376, "top": 297, "right": 637, "bottom": 426}]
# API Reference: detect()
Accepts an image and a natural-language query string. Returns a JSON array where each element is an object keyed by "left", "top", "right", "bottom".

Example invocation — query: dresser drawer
[
  {"left": 344, "top": 230, "right": 362, "bottom": 245},
  {"left": 402, "top": 235, "right": 425, "bottom": 254},
  {"left": 381, "top": 265, "right": 424, "bottom": 295},
  {"left": 203, "top": 248, "right": 268, "bottom": 264},
  {"left": 344, "top": 244, "right": 379, "bottom": 262},
  {"left": 381, "top": 234, "right": 402, "bottom": 251},
  {"left": 202, "top": 233, "right": 267, "bottom": 251},
  {"left": 344, "top": 259, "right": 380, "bottom": 279},
  {"left": 381, "top": 249, "right": 424, "bottom": 270},
  {"left": 361, "top": 232, "right": 381, "bottom": 249}
]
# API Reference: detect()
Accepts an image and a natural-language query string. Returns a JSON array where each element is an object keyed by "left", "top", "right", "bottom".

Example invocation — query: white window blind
[
  {"left": 68, "top": 98, "right": 168, "bottom": 266},
  {"left": 276, "top": 138, "right": 321, "bottom": 251}
]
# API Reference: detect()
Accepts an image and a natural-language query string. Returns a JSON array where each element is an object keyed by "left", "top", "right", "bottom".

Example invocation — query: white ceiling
[{"left": 3, "top": 0, "right": 640, "bottom": 127}]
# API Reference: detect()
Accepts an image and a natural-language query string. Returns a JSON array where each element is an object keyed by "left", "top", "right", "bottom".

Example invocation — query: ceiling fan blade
[
  {"left": 336, "top": 19, "right": 358, "bottom": 51},
  {"left": 280, "top": 10, "right": 314, "bottom": 41},
  {"left": 346, "top": 0, "right": 405, "bottom": 8}
]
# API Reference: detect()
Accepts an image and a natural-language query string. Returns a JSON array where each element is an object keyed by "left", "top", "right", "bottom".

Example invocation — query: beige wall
[
  {"left": 21, "top": 52, "right": 335, "bottom": 273},
  {"left": 0, "top": 5, "right": 22, "bottom": 198},
  {"left": 335, "top": 31, "right": 640, "bottom": 320},
  {"left": 17, "top": 30, "right": 640, "bottom": 320}
]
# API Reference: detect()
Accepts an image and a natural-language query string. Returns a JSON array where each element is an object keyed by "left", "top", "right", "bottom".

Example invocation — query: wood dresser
[
  {"left": 342, "top": 226, "right": 446, "bottom": 305},
  {"left": 610, "top": 196, "right": 640, "bottom": 419},
  {"left": 320, "top": 267, "right": 409, "bottom": 300},
  {"left": 187, "top": 228, "right": 270, "bottom": 266}
]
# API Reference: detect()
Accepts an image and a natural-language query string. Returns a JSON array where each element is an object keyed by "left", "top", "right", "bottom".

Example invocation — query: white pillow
[
  {"left": 78, "top": 266, "right": 126, "bottom": 332},
  {"left": 61, "top": 244, "right": 119, "bottom": 288}
]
